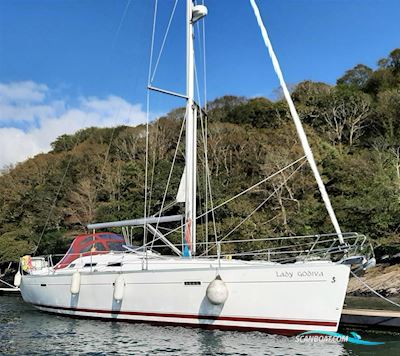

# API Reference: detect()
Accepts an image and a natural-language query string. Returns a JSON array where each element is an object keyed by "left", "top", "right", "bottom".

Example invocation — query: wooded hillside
[{"left": 1, "top": 49, "right": 400, "bottom": 262}]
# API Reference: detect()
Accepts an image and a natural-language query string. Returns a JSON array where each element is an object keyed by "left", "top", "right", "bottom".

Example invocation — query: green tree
[
  {"left": 225, "top": 97, "right": 288, "bottom": 128},
  {"left": 337, "top": 64, "right": 373, "bottom": 90}
]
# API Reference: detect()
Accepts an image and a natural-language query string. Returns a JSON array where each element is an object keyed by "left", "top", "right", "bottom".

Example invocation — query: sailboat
[{"left": 16, "top": 1, "right": 374, "bottom": 335}]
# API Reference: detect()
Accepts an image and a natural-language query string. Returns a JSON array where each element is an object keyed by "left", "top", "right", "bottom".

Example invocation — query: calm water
[{"left": 1, "top": 296, "right": 399, "bottom": 355}]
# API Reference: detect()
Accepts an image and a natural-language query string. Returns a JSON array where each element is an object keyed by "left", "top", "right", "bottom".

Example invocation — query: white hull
[{"left": 20, "top": 258, "right": 350, "bottom": 335}]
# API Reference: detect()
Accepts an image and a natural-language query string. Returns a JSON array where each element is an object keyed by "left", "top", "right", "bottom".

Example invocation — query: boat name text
[{"left": 276, "top": 270, "right": 324, "bottom": 278}]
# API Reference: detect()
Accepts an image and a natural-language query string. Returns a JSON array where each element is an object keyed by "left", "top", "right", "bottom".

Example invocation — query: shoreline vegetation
[{"left": 1, "top": 49, "right": 400, "bottom": 294}]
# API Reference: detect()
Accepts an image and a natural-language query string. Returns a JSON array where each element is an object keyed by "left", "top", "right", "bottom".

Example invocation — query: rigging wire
[
  {"left": 194, "top": 10, "right": 215, "bottom": 249},
  {"left": 195, "top": 10, "right": 209, "bottom": 250},
  {"left": 152, "top": 115, "right": 186, "bottom": 246},
  {"left": 152, "top": 200, "right": 177, "bottom": 217},
  {"left": 94, "top": 103, "right": 141, "bottom": 216},
  {"left": 350, "top": 270, "right": 400, "bottom": 309},
  {"left": 199, "top": 159, "right": 307, "bottom": 256},
  {"left": 33, "top": 152, "right": 74, "bottom": 255},
  {"left": 196, "top": 157, "right": 307, "bottom": 224},
  {"left": 194, "top": 56, "right": 219, "bottom": 247},
  {"left": 150, "top": 0, "right": 179, "bottom": 83},
  {"left": 93, "top": 0, "right": 150, "bottom": 231},
  {"left": 201, "top": 11, "right": 209, "bottom": 251},
  {"left": 111, "top": 0, "right": 133, "bottom": 52},
  {"left": 193, "top": 22, "right": 207, "bottom": 248},
  {"left": 196, "top": 163, "right": 206, "bottom": 246},
  {"left": 147, "top": 120, "right": 159, "bottom": 216},
  {"left": 198, "top": 7, "right": 217, "bottom": 252},
  {"left": 201, "top": 0, "right": 207, "bottom": 111},
  {"left": 144, "top": 0, "right": 159, "bottom": 247},
  {"left": 93, "top": 0, "right": 146, "bottom": 223},
  {"left": 145, "top": 0, "right": 210, "bottom": 253},
  {"left": 93, "top": 107, "right": 123, "bottom": 207},
  {"left": 161, "top": 156, "right": 307, "bottom": 239},
  {"left": 146, "top": 0, "right": 181, "bottom": 242},
  {"left": 33, "top": 0, "right": 137, "bottom": 254},
  {"left": 95, "top": 0, "right": 157, "bottom": 218}
]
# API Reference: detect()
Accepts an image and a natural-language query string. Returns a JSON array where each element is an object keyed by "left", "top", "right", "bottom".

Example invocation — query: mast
[{"left": 185, "top": 1, "right": 207, "bottom": 256}]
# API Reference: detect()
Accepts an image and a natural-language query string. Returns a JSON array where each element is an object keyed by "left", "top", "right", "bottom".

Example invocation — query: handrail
[{"left": 29, "top": 232, "right": 370, "bottom": 270}]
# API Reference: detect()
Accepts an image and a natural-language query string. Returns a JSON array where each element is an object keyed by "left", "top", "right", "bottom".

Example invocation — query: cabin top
[{"left": 54, "top": 232, "right": 125, "bottom": 269}]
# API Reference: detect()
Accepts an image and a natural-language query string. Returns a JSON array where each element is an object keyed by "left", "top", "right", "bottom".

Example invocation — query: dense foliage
[{"left": 1, "top": 49, "right": 400, "bottom": 262}]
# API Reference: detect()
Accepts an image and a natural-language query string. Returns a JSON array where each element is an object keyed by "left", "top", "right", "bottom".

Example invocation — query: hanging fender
[
  {"left": 113, "top": 275, "right": 125, "bottom": 301},
  {"left": 70, "top": 271, "right": 81, "bottom": 294},
  {"left": 13, "top": 271, "right": 22, "bottom": 287},
  {"left": 206, "top": 275, "right": 229, "bottom": 305}
]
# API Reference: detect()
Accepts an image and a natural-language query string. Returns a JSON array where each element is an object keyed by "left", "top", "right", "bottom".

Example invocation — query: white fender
[
  {"left": 14, "top": 271, "right": 22, "bottom": 287},
  {"left": 364, "top": 257, "right": 376, "bottom": 270},
  {"left": 206, "top": 275, "right": 229, "bottom": 305},
  {"left": 70, "top": 271, "right": 81, "bottom": 294},
  {"left": 113, "top": 275, "right": 125, "bottom": 301}
]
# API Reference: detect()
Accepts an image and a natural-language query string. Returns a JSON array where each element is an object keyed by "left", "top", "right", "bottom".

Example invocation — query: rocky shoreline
[{"left": 347, "top": 264, "right": 400, "bottom": 297}]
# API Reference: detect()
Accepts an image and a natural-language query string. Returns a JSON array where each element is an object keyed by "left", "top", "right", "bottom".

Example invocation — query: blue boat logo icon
[{"left": 296, "top": 330, "right": 385, "bottom": 345}]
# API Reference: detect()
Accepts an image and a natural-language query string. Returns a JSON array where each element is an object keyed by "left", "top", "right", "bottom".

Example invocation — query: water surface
[{"left": 1, "top": 296, "right": 399, "bottom": 355}]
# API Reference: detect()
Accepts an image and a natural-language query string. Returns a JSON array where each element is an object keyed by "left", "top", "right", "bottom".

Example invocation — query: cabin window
[
  {"left": 81, "top": 236, "right": 95, "bottom": 244},
  {"left": 100, "top": 233, "right": 125, "bottom": 241},
  {"left": 108, "top": 242, "right": 125, "bottom": 251},
  {"left": 94, "top": 242, "right": 107, "bottom": 251},
  {"left": 80, "top": 245, "right": 93, "bottom": 253},
  {"left": 107, "top": 262, "right": 122, "bottom": 267},
  {"left": 68, "top": 263, "right": 76, "bottom": 268},
  {"left": 83, "top": 263, "right": 97, "bottom": 268}
]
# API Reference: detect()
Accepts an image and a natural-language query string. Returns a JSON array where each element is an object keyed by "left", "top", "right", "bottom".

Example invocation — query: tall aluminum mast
[{"left": 185, "top": 1, "right": 207, "bottom": 256}]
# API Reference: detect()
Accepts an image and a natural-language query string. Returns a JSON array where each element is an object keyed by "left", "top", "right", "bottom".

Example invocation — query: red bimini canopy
[{"left": 54, "top": 232, "right": 125, "bottom": 269}]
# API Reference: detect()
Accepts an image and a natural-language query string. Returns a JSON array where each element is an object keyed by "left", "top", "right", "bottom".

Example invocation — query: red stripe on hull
[
  {"left": 32, "top": 303, "right": 337, "bottom": 331},
  {"left": 38, "top": 307, "right": 305, "bottom": 336}
]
